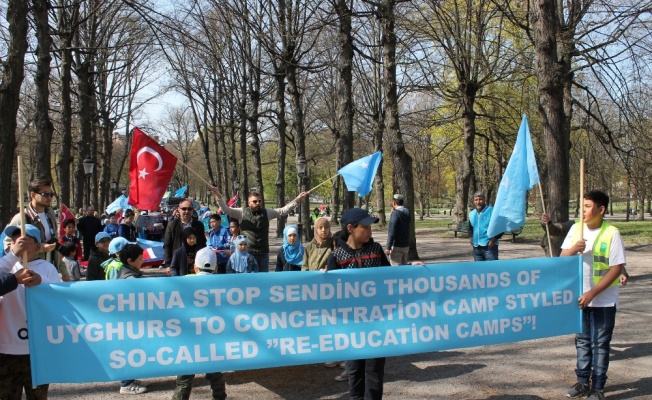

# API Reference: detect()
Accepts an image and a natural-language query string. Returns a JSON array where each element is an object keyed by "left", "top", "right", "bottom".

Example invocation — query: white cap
[{"left": 195, "top": 247, "right": 217, "bottom": 271}]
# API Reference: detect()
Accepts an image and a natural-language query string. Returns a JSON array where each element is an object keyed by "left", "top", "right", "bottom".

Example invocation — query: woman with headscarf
[
  {"left": 275, "top": 225, "right": 304, "bottom": 272},
  {"left": 169, "top": 227, "right": 199, "bottom": 276},
  {"left": 302, "top": 217, "right": 332, "bottom": 271},
  {"left": 226, "top": 235, "right": 259, "bottom": 273}
]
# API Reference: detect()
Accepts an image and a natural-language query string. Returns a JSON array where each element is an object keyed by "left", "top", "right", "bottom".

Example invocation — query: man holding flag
[
  {"left": 468, "top": 192, "right": 502, "bottom": 261},
  {"left": 210, "top": 189, "right": 308, "bottom": 273}
]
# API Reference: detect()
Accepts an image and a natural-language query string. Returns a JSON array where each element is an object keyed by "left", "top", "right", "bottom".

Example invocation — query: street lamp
[
  {"left": 233, "top": 180, "right": 240, "bottom": 206},
  {"left": 82, "top": 158, "right": 95, "bottom": 207},
  {"left": 296, "top": 156, "right": 307, "bottom": 241},
  {"left": 110, "top": 179, "right": 118, "bottom": 199}
]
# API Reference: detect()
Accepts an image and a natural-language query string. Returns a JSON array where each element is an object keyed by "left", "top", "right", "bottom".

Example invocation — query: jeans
[
  {"left": 173, "top": 373, "right": 226, "bottom": 400},
  {"left": 252, "top": 253, "right": 269, "bottom": 273},
  {"left": 472, "top": 245, "right": 498, "bottom": 261},
  {"left": 347, "top": 358, "right": 386, "bottom": 400},
  {"left": 575, "top": 306, "right": 616, "bottom": 390}
]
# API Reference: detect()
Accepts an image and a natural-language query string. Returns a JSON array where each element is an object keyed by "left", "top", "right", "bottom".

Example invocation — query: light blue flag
[
  {"left": 106, "top": 195, "right": 133, "bottom": 214},
  {"left": 487, "top": 115, "right": 540, "bottom": 237},
  {"left": 338, "top": 151, "right": 382, "bottom": 197},
  {"left": 175, "top": 185, "right": 188, "bottom": 197}
]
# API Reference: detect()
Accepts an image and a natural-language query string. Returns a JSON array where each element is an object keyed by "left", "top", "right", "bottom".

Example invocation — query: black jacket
[{"left": 163, "top": 218, "right": 206, "bottom": 267}]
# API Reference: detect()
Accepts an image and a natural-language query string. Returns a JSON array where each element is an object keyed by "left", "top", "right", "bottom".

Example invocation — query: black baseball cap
[{"left": 341, "top": 208, "right": 379, "bottom": 227}]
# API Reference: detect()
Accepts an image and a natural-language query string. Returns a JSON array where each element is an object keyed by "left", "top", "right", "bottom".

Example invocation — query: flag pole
[
  {"left": 175, "top": 159, "right": 213, "bottom": 188},
  {"left": 17, "top": 156, "right": 29, "bottom": 269},
  {"left": 537, "top": 183, "right": 553, "bottom": 257},
  {"left": 578, "top": 158, "right": 585, "bottom": 241},
  {"left": 306, "top": 173, "right": 339, "bottom": 193}
]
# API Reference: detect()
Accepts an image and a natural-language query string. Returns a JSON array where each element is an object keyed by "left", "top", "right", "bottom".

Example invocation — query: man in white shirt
[{"left": 560, "top": 190, "right": 626, "bottom": 400}]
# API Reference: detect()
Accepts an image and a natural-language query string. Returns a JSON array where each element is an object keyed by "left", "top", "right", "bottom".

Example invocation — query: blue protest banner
[{"left": 27, "top": 256, "right": 582, "bottom": 385}]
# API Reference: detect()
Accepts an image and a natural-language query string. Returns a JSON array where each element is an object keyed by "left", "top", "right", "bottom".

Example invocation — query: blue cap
[
  {"left": 3, "top": 225, "right": 42, "bottom": 243},
  {"left": 95, "top": 232, "right": 111, "bottom": 243},
  {"left": 341, "top": 208, "right": 379, "bottom": 227},
  {"left": 108, "top": 237, "right": 129, "bottom": 255}
]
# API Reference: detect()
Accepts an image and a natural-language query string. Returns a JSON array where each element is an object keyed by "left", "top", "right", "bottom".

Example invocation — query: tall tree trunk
[
  {"left": 33, "top": 0, "right": 55, "bottom": 182},
  {"left": 0, "top": 0, "right": 29, "bottom": 225},
  {"left": 531, "top": 0, "right": 571, "bottom": 255},
  {"left": 274, "top": 72, "right": 288, "bottom": 238},
  {"left": 335, "top": 0, "right": 355, "bottom": 212},
  {"left": 287, "top": 64, "right": 309, "bottom": 242},
  {"left": 380, "top": 0, "right": 419, "bottom": 260},
  {"left": 75, "top": 62, "right": 94, "bottom": 209}
]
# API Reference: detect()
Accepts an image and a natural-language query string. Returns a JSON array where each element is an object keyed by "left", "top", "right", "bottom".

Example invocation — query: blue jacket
[
  {"left": 104, "top": 223, "right": 119, "bottom": 238},
  {"left": 209, "top": 227, "right": 232, "bottom": 264},
  {"left": 469, "top": 205, "right": 497, "bottom": 247}
]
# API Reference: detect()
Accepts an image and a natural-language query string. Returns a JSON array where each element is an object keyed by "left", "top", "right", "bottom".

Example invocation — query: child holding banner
[
  {"left": 326, "top": 208, "right": 391, "bottom": 400},
  {"left": 116, "top": 243, "right": 150, "bottom": 394},
  {"left": 0, "top": 225, "right": 60, "bottom": 399},
  {"left": 302, "top": 217, "right": 332, "bottom": 271},
  {"left": 173, "top": 247, "right": 227, "bottom": 400},
  {"left": 560, "top": 190, "right": 626, "bottom": 400},
  {"left": 275, "top": 225, "right": 304, "bottom": 272}
]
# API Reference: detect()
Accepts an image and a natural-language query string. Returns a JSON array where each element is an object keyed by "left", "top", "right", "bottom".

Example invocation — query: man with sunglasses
[
  {"left": 210, "top": 187, "right": 308, "bottom": 273},
  {"left": 163, "top": 199, "right": 207, "bottom": 276},
  {"left": 4, "top": 178, "right": 70, "bottom": 281}
]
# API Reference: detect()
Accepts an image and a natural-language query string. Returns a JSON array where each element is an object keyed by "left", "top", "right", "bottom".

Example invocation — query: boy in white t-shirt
[
  {"left": 0, "top": 224, "right": 61, "bottom": 399},
  {"left": 561, "top": 190, "right": 626, "bottom": 400}
]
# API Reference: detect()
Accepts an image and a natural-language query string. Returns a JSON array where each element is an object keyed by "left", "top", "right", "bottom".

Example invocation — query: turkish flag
[
  {"left": 59, "top": 204, "right": 75, "bottom": 238},
  {"left": 128, "top": 127, "right": 177, "bottom": 210}
]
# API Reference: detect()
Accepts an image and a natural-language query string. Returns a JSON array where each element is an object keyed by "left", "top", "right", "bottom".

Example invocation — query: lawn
[{"left": 410, "top": 216, "right": 652, "bottom": 245}]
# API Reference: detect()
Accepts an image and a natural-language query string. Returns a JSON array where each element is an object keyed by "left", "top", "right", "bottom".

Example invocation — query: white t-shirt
[
  {"left": 38, "top": 211, "right": 52, "bottom": 241},
  {"left": 0, "top": 253, "right": 62, "bottom": 355},
  {"left": 561, "top": 223, "right": 626, "bottom": 308}
]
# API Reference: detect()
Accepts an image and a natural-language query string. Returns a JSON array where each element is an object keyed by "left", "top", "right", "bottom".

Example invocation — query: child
[
  {"left": 226, "top": 235, "right": 258, "bottom": 273},
  {"left": 103, "top": 237, "right": 129, "bottom": 280},
  {"left": 114, "top": 244, "right": 149, "bottom": 394},
  {"left": 0, "top": 225, "right": 60, "bottom": 399},
  {"left": 59, "top": 218, "right": 82, "bottom": 260},
  {"left": 103, "top": 214, "right": 119, "bottom": 238},
  {"left": 276, "top": 225, "right": 304, "bottom": 272},
  {"left": 170, "top": 227, "right": 198, "bottom": 276},
  {"left": 118, "top": 209, "right": 137, "bottom": 241},
  {"left": 87, "top": 232, "right": 111, "bottom": 281},
  {"left": 561, "top": 190, "right": 626, "bottom": 400},
  {"left": 326, "top": 208, "right": 390, "bottom": 398},
  {"left": 59, "top": 241, "right": 82, "bottom": 281},
  {"left": 208, "top": 214, "right": 232, "bottom": 274},
  {"left": 302, "top": 217, "right": 332, "bottom": 271},
  {"left": 173, "top": 247, "right": 227, "bottom": 400}
]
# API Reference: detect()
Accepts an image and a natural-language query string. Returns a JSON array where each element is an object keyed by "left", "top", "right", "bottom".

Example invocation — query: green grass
[{"left": 411, "top": 217, "right": 652, "bottom": 245}]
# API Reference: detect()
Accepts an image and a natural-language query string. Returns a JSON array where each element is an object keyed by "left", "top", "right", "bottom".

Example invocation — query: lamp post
[
  {"left": 82, "top": 158, "right": 95, "bottom": 207},
  {"left": 110, "top": 179, "right": 118, "bottom": 200},
  {"left": 233, "top": 180, "right": 240, "bottom": 206},
  {"left": 296, "top": 156, "right": 307, "bottom": 241}
]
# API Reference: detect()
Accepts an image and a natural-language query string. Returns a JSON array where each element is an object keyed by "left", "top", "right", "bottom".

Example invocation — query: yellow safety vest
[{"left": 572, "top": 221, "right": 619, "bottom": 287}]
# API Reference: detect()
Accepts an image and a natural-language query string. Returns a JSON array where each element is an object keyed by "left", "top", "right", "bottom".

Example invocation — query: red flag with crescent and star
[
  {"left": 58, "top": 204, "right": 75, "bottom": 238},
  {"left": 128, "top": 127, "right": 178, "bottom": 210}
]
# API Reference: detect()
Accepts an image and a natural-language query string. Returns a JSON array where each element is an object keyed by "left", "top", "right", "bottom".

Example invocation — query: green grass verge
[{"left": 411, "top": 217, "right": 652, "bottom": 245}]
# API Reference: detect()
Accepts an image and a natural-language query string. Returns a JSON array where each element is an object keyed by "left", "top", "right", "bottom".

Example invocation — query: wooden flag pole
[
  {"left": 537, "top": 183, "right": 553, "bottom": 257},
  {"left": 579, "top": 159, "right": 585, "bottom": 241},
  {"left": 175, "top": 159, "right": 213, "bottom": 188},
  {"left": 306, "top": 173, "right": 339, "bottom": 193},
  {"left": 17, "top": 156, "right": 29, "bottom": 269}
]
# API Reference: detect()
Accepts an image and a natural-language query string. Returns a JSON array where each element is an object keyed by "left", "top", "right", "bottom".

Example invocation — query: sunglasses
[
  {"left": 179, "top": 207, "right": 193, "bottom": 211},
  {"left": 38, "top": 192, "right": 55, "bottom": 198},
  {"left": 250, "top": 200, "right": 261, "bottom": 204},
  {"left": 236, "top": 235, "right": 247, "bottom": 239}
]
